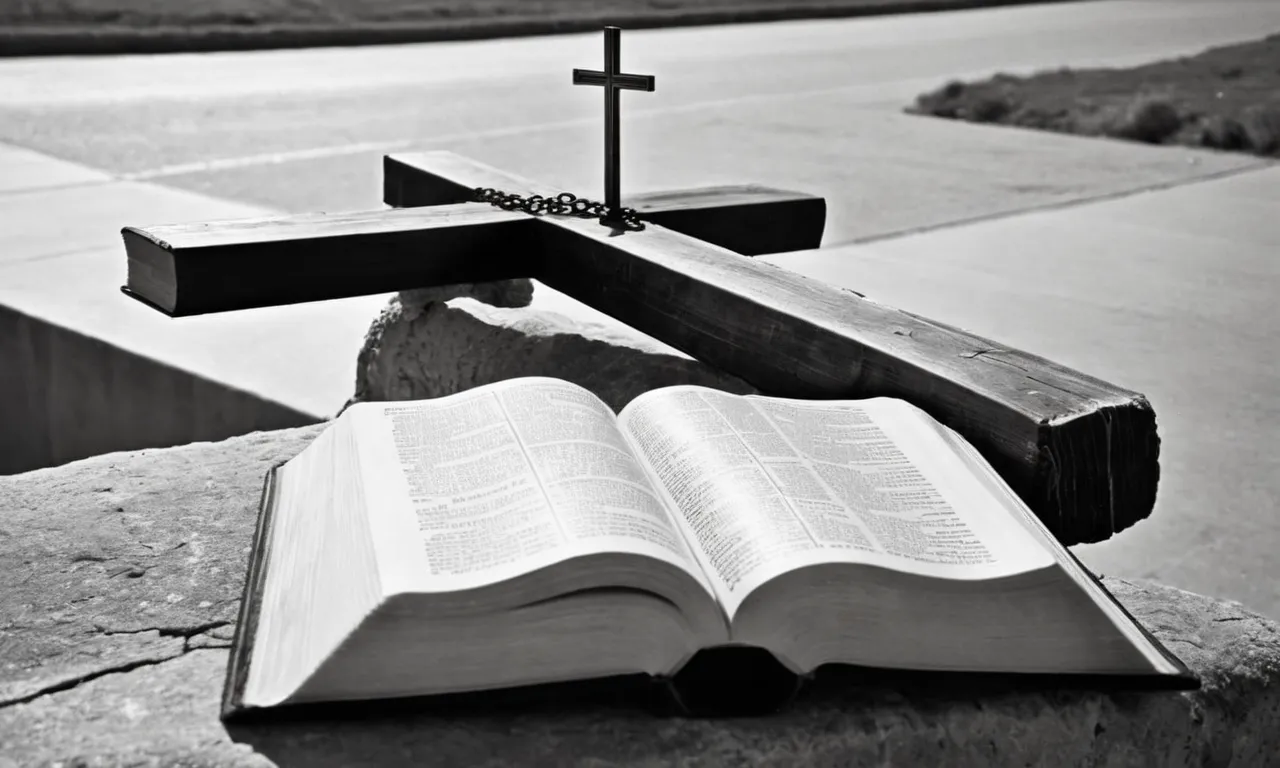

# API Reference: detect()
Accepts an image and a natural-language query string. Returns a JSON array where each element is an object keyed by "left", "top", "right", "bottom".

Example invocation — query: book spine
[
  {"left": 662, "top": 646, "right": 810, "bottom": 716},
  {"left": 220, "top": 461, "right": 286, "bottom": 720}
]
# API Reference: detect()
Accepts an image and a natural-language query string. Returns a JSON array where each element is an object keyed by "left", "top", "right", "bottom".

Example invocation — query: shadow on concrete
[
  {"left": 221, "top": 658, "right": 1186, "bottom": 766},
  {"left": 0, "top": 304, "right": 320, "bottom": 475}
]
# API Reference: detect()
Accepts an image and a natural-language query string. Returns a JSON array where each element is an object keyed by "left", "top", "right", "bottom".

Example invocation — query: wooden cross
[
  {"left": 572, "top": 26, "right": 655, "bottom": 225},
  {"left": 118, "top": 65, "right": 1159, "bottom": 548},
  {"left": 118, "top": 150, "right": 1159, "bottom": 545}
]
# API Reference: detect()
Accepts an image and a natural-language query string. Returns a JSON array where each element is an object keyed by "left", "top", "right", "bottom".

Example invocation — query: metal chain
[{"left": 472, "top": 187, "right": 646, "bottom": 231}]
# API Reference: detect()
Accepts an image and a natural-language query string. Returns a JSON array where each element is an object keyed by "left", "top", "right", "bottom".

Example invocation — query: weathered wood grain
[
  {"left": 542, "top": 210, "right": 1158, "bottom": 544},
  {"left": 383, "top": 152, "right": 1159, "bottom": 544},
  {"left": 384, "top": 154, "right": 826, "bottom": 255},
  {"left": 629, "top": 186, "right": 825, "bottom": 255},
  {"left": 120, "top": 204, "right": 534, "bottom": 316},
  {"left": 121, "top": 159, "right": 826, "bottom": 315}
]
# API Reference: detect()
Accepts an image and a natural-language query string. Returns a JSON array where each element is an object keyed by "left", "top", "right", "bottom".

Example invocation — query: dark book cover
[
  {"left": 221, "top": 462, "right": 286, "bottom": 720},
  {"left": 1058, "top": 543, "right": 1199, "bottom": 687}
]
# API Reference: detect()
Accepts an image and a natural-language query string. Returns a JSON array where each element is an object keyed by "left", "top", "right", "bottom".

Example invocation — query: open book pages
[
  {"left": 344, "top": 377, "right": 719, "bottom": 601},
  {"left": 618, "top": 386, "right": 1057, "bottom": 607},
  {"left": 237, "top": 377, "right": 1188, "bottom": 711},
  {"left": 345, "top": 378, "right": 1058, "bottom": 602}
]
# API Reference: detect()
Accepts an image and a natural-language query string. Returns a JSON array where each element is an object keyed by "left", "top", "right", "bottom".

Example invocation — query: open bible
[{"left": 223, "top": 377, "right": 1194, "bottom": 718}]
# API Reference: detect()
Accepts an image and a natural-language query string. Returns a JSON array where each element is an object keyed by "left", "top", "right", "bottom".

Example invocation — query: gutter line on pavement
[{"left": 827, "top": 158, "right": 1278, "bottom": 248}]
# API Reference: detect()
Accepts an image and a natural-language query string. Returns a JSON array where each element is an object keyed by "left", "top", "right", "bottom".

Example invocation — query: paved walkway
[{"left": 0, "top": 142, "right": 391, "bottom": 419}]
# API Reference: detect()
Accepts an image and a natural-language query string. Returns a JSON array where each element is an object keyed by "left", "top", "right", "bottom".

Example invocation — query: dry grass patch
[{"left": 909, "top": 33, "right": 1280, "bottom": 158}]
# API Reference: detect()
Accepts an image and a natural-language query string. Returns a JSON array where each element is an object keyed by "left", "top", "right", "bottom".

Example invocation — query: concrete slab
[
  {"left": 7, "top": 63, "right": 1262, "bottom": 249},
  {"left": 0, "top": 142, "right": 110, "bottom": 195},
  {"left": 0, "top": 245, "right": 387, "bottom": 419},
  {"left": 0, "top": 143, "right": 391, "bottom": 473},
  {"left": 0, "top": 303, "right": 317, "bottom": 476},
  {"left": 0, "top": 160, "right": 391, "bottom": 418},
  {"left": 0, "top": 177, "right": 265, "bottom": 262},
  {"left": 763, "top": 165, "right": 1280, "bottom": 620},
  {"left": 433, "top": 99, "right": 1265, "bottom": 248}
]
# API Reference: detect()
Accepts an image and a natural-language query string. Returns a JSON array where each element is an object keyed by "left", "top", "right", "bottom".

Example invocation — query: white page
[
  {"left": 618, "top": 387, "right": 1054, "bottom": 616},
  {"left": 346, "top": 378, "right": 709, "bottom": 595}
]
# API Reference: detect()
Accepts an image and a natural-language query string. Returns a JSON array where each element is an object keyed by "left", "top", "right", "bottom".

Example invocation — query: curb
[{"left": 1, "top": 0, "right": 1095, "bottom": 57}]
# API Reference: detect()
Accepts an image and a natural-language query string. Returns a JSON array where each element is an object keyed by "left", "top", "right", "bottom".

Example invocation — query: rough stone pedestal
[
  {"left": 347, "top": 279, "right": 758, "bottom": 414},
  {"left": 2, "top": 424, "right": 1278, "bottom": 767}
]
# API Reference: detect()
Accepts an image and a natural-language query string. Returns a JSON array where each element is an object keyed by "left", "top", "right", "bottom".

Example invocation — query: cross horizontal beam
[
  {"left": 572, "top": 69, "right": 655, "bottom": 91},
  {"left": 119, "top": 179, "right": 823, "bottom": 316},
  {"left": 120, "top": 204, "right": 534, "bottom": 316}
]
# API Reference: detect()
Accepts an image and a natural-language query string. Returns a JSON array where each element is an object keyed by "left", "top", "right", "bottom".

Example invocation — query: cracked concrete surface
[
  {"left": 1, "top": 417, "right": 1279, "bottom": 766},
  {"left": 0, "top": 424, "right": 324, "bottom": 712}
]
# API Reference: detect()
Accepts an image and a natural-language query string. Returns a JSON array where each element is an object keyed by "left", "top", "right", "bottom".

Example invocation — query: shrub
[
  {"left": 1016, "top": 106, "right": 1072, "bottom": 132},
  {"left": 1241, "top": 104, "right": 1280, "bottom": 155},
  {"left": 907, "top": 79, "right": 1019, "bottom": 124},
  {"left": 904, "top": 33, "right": 1279, "bottom": 159},
  {"left": 1200, "top": 115, "right": 1252, "bottom": 151},
  {"left": 1109, "top": 95, "right": 1183, "bottom": 144},
  {"left": 968, "top": 95, "right": 1012, "bottom": 122},
  {"left": 909, "top": 80, "right": 968, "bottom": 118}
]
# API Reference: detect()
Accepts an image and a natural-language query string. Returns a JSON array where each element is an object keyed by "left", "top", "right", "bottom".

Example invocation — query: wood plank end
[
  {"left": 1036, "top": 391, "right": 1160, "bottom": 543},
  {"left": 121, "top": 225, "right": 180, "bottom": 315}
]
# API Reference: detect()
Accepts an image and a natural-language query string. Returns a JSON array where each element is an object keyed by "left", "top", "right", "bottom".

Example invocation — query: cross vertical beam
[
  {"left": 573, "top": 27, "right": 655, "bottom": 226},
  {"left": 603, "top": 27, "right": 621, "bottom": 222}
]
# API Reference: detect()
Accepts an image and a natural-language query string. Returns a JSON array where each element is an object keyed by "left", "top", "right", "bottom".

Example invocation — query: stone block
[
  {"left": 349, "top": 279, "right": 758, "bottom": 414},
  {"left": 1, "top": 426, "right": 1278, "bottom": 766}
]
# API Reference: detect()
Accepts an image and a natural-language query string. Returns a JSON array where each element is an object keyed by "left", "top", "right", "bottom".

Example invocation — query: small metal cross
[{"left": 573, "top": 26, "right": 655, "bottom": 227}]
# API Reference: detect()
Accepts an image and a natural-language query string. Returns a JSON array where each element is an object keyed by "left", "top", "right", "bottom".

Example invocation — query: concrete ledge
[
  {"left": 1, "top": 422, "right": 1277, "bottom": 766},
  {"left": 0, "top": 304, "right": 316, "bottom": 475},
  {"left": 0, "top": 142, "right": 387, "bottom": 474}
]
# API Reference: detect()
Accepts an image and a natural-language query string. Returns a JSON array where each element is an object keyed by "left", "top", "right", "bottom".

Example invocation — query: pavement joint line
[
  {"left": 0, "top": 243, "right": 122, "bottom": 269},
  {"left": 118, "top": 79, "right": 942, "bottom": 180},
  {"left": 110, "top": 51, "right": 1196, "bottom": 182},
  {"left": 0, "top": 177, "right": 119, "bottom": 198},
  {"left": 827, "top": 158, "right": 1280, "bottom": 248}
]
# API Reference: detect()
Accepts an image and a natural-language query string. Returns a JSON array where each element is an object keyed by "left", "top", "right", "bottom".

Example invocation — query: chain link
[{"left": 472, "top": 187, "right": 646, "bottom": 231}]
